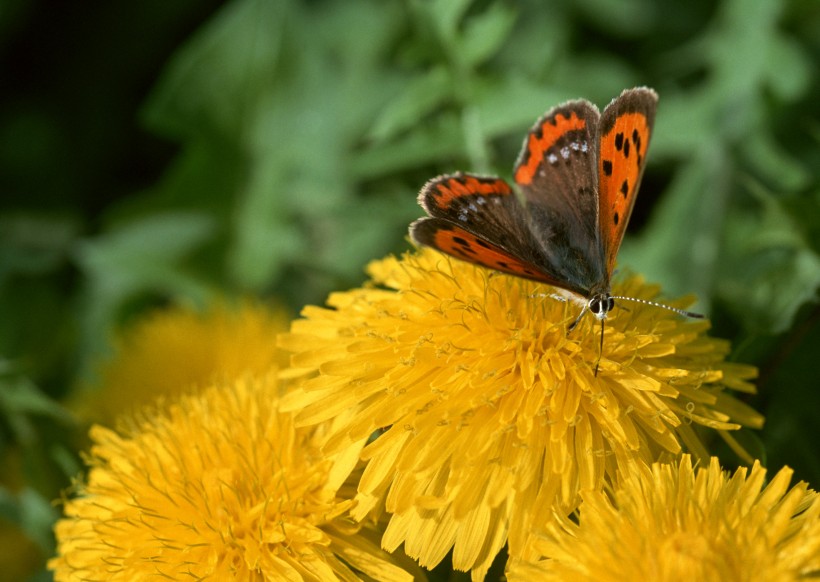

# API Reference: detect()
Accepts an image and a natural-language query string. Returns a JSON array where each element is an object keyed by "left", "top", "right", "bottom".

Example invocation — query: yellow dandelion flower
[
  {"left": 279, "top": 249, "right": 764, "bottom": 578},
  {"left": 49, "top": 373, "right": 415, "bottom": 581},
  {"left": 74, "top": 298, "right": 290, "bottom": 424},
  {"left": 509, "top": 455, "right": 820, "bottom": 581}
]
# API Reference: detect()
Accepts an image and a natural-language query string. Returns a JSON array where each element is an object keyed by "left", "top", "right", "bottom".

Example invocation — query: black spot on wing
[
  {"left": 452, "top": 236, "right": 477, "bottom": 255},
  {"left": 475, "top": 239, "right": 492, "bottom": 249}
]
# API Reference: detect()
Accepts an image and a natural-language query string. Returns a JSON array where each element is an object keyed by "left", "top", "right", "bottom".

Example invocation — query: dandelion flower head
[{"left": 280, "top": 249, "right": 763, "bottom": 577}]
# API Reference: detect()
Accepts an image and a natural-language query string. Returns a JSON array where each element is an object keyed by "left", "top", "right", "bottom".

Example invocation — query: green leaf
[
  {"left": 760, "top": 316, "right": 820, "bottom": 486},
  {"left": 352, "top": 114, "right": 465, "bottom": 178},
  {"left": 316, "top": 191, "right": 420, "bottom": 277},
  {"left": 0, "top": 213, "right": 80, "bottom": 283},
  {"left": 0, "top": 487, "right": 58, "bottom": 554},
  {"left": 765, "top": 36, "right": 812, "bottom": 100},
  {"left": 575, "top": 0, "right": 657, "bottom": 37},
  {"left": 228, "top": 207, "right": 306, "bottom": 291},
  {"left": 142, "top": 0, "right": 288, "bottom": 140},
  {"left": 427, "top": 0, "right": 474, "bottom": 43},
  {"left": 76, "top": 212, "right": 216, "bottom": 275},
  {"left": 620, "top": 149, "right": 731, "bottom": 309},
  {"left": 740, "top": 131, "right": 811, "bottom": 192},
  {"left": 459, "top": 3, "right": 517, "bottom": 67},
  {"left": 0, "top": 362, "right": 73, "bottom": 445},
  {"left": 474, "top": 76, "right": 568, "bottom": 138},
  {"left": 719, "top": 182, "right": 820, "bottom": 334},
  {"left": 367, "top": 67, "right": 452, "bottom": 142},
  {"left": 74, "top": 212, "right": 217, "bottom": 366}
]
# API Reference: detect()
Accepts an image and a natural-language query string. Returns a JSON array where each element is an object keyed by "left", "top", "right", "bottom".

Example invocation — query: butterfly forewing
[
  {"left": 513, "top": 100, "right": 606, "bottom": 296},
  {"left": 598, "top": 88, "right": 657, "bottom": 274}
]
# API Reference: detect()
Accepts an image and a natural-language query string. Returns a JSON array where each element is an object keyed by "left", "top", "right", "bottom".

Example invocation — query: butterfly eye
[
  {"left": 590, "top": 297, "right": 604, "bottom": 315},
  {"left": 589, "top": 294, "right": 615, "bottom": 317}
]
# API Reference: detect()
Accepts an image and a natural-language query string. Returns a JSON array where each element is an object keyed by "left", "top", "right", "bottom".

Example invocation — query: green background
[{"left": 1, "top": 0, "right": 818, "bottom": 579}]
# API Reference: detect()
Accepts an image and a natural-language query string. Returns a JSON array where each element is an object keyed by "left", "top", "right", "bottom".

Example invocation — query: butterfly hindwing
[
  {"left": 598, "top": 87, "right": 657, "bottom": 274},
  {"left": 411, "top": 173, "right": 573, "bottom": 288},
  {"left": 513, "top": 99, "right": 607, "bottom": 296},
  {"left": 410, "top": 219, "right": 566, "bottom": 285}
]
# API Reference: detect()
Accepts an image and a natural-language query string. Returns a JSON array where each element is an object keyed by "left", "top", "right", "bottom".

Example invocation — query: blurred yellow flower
[
  {"left": 279, "top": 249, "right": 764, "bottom": 578},
  {"left": 50, "top": 373, "right": 414, "bottom": 581},
  {"left": 508, "top": 455, "right": 820, "bottom": 581},
  {"left": 74, "top": 298, "right": 290, "bottom": 424}
]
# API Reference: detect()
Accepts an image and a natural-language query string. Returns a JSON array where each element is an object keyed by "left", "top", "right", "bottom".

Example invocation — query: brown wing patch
[{"left": 598, "top": 89, "right": 657, "bottom": 274}]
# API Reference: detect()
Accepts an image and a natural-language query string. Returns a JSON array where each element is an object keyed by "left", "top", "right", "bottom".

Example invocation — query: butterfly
[{"left": 410, "top": 87, "right": 702, "bottom": 373}]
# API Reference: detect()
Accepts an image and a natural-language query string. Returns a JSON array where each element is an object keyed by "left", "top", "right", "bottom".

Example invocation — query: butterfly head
[
  {"left": 568, "top": 291, "right": 613, "bottom": 332},
  {"left": 589, "top": 293, "right": 615, "bottom": 321}
]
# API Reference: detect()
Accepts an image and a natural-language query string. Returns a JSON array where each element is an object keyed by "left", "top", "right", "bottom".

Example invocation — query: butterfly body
[{"left": 410, "top": 88, "right": 660, "bottom": 325}]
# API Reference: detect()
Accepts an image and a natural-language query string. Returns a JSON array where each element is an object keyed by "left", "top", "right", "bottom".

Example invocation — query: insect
[{"left": 410, "top": 87, "right": 702, "bottom": 374}]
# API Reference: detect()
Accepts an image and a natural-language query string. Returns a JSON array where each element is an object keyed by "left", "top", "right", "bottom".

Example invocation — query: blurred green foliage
[{"left": 1, "top": 0, "right": 818, "bottom": 579}]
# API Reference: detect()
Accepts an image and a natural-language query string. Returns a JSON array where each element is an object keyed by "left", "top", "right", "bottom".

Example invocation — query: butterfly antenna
[
  {"left": 611, "top": 296, "right": 705, "bottom": 319},
  {"left": 594, "top": 317, "right": 604, "bottom": 377}
]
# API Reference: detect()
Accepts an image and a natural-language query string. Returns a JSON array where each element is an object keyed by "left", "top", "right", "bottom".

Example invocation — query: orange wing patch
[
  {"left": 432, "top": 226, "right": 560, "bottom": 285},
  {"left": 425, "top": 175, "right": 513, "bottom": 211},
  {"left": 598, "top": 112, "right": 652, "bottom": 273},
  {"left": 515, "top": 112, "right": 587, "bottom": 185}
]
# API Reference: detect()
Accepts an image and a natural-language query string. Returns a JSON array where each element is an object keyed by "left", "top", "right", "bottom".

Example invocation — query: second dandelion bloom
[
  {"left": 73, "top": 298, "right": 291, "bottom": 425},
  {"left": 508, "top": 455, "right": 820, "bottom": 581},
  {"left": 50, "top": 373, "right": 415, "bottom": 581},
  {"left": 280, "top": 248, "right": 764, "bottom": 577}
]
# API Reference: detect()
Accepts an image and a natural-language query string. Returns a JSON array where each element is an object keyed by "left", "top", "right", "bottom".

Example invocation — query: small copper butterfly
[{"left": 410, "top": 88, "right": 702, "bottom": 372}]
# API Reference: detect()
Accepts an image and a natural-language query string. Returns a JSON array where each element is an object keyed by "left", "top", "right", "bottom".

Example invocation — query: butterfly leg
[{"left": 567, "top": 303, "right": 590, "bottom": 332}]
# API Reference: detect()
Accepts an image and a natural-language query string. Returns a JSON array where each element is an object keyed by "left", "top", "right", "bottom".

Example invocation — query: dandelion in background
[{"left": 72, "top": 298, "right": 290, "bottom": 424}]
